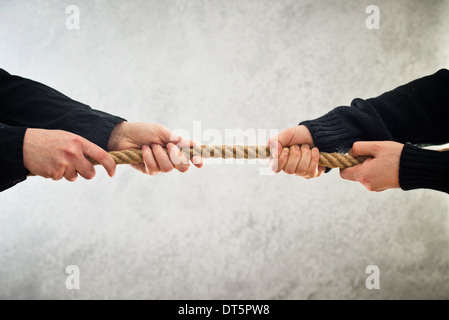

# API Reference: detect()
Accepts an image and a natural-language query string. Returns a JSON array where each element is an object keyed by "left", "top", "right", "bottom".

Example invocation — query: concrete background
[{"left": 0, "top": 0, "right": 448, "bottom": 299}]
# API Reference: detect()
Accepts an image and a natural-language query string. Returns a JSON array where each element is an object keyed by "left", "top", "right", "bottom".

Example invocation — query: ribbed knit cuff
[
  {"left": 300, "top": 111, "right": 355, "bottom": 153},
  {"left": 399, "top": 143, "right": 449, "bottom": 194}
]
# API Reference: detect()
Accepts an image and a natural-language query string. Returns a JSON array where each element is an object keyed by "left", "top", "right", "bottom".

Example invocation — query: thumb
[
  {"left": 268, "top": 126, "right": 297, "bottom": 158},
  {"left": 348, "top": 141, "right": 379, "bottom": 157},
  {"left": 83, "top": 140, "right": 116, "bottom": 177},
  {"left": 163, "top": 128, "right": 195, "bottom": 148}
]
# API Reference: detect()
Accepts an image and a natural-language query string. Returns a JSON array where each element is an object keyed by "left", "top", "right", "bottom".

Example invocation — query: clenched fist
[
  {"left": 340, "top": 141, "right": 403, "bottom": 191},
  {"left": 23, "top": 129, "right": 116, "bottom": 181},
  {"left": 268, "top": 125, "right": 326, "bottom": 178},
  {"left": 107, "top": 122, "right": 204, "bottom": 175}
]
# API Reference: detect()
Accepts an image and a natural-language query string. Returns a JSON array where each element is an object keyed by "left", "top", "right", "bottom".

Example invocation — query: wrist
[
  {"left": 108, "top": 121, "right": 128, "bottom": 151},
  {"left": 297, "top": 125, "right": 315, "bottom": 147}
]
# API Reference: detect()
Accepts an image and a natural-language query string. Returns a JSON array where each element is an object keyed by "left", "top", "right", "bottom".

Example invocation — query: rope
[{"left": 91, "top": 145, "right": 367, "bottom": 169}]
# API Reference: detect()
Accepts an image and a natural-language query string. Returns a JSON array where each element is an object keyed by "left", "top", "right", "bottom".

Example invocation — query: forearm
[
  {"left": 300, "top": 69, "right": 449, "bottom": 153},
  {"left": 0, "top": 68, "right": 126, "bottom": 150}
]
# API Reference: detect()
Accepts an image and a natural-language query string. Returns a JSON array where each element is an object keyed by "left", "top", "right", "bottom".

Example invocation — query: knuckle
[
  {"left": 84, "top": 168, "right": 96, "bottom": 180},
  {"left": 87, "top": 168, "right": 96, "bottom": 180},
  {"left": 66, "top": 175, "right": 78, "bottom": 182},
  {"left": 179, "top": 165, "right": 189, "bottom": 173},
  {"left": 291, "top": 148, "right": 301, "bottom": 156},
  {"left": 85, "top": 173, "right": 95, "bottom": 180},
  {"left": 71, "top": 136, "right": 82, "bottom": 146},
  {"left": 52, "top": 171, "right": 64, "bottom": 181},
  {"left": 98, "top": 151, "right": 110, "bottom": 162},
  {"left": 161, "top": 164, "right": 174, "bottom": 173},
  {"left": 64, "top": 145, "right": 78, "bottom": 157}
]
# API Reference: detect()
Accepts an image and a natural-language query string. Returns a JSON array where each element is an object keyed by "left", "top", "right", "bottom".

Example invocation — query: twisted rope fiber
[{"left": 92, "top": 145, "right": 367, "bottom": 169}]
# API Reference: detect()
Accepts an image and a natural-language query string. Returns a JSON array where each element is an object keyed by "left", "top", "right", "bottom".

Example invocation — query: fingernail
[
  {"left": 270, "top": 148, "right": 278, "bottom": 158},
  {"left": 192, "top": 156, "right": 201, "bottom": 164},
  {"left": 282, "top": 148, "right": 289, "bottom": 154},
  {"left": 151, "top": 143, "right": 158, "bottom": 149},
  {"left": 293, "top": 145, "right": 300, "bottom": 150}
]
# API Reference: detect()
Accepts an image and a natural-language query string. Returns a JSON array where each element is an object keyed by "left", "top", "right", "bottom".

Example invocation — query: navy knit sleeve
[
  {"left": 301, "top": 69, "right": 449, "bottom": 153},
  {"left": 300, "top": 69, "right": 449, "bottom": 193}
]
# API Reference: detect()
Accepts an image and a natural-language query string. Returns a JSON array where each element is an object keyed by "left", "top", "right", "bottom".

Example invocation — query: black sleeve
[
  {"left": 0, "top": 68, "right": 126, "bottom": 150},
  {"left": 0, "top": 125, "right": 29, "bottom": 192},
  {"left": 300, "top": 69, "right": 449, "bottom": 193},
  {"left": 0, "top": 68, "right": 126, "bottom": 192}
]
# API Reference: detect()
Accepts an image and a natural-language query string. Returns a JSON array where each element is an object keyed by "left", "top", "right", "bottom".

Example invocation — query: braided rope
[{"left": 92, "top": 145, "right": 366, "bottom": 169}]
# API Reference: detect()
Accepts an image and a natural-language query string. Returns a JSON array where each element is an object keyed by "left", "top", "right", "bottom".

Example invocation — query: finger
[
  {"left": 304, "top": 147, "right": 320, "bottom": 178},
  {"left": 267, "top": 139, "right": 282, "bottom": 159},
  {"left": 83, "top": 141, "right": 116, "bottom": 177},
  {"left": 283, "top": 145, "right": 301, "bottom": 174},
  {"left": 51, "top": 166, "right": 65, "bottom": 181},
  {"left": 339, "top": 166, "right": 360, "bottom": 181},
  {"left": 191, "top": 156, "right": 204, "bottom": 168},
  {"left": 296, "top": 144, "right": 312, "bottom": 176},
  {"left": 142, "top": 145, "right": 160, "bottom": 175},
  {"left": 63, "top": 167, "right": 78, "bottom": 182},
  {"left": 348, "top": 141, "right": 379, "bottom": 157},
  {"left": 76, "top": 158, "right": 96, "bottom": 180},
  {"left": 270, "top": 147, "right": 289, "bottom": 173},
  {"left": 130, "top": 163, "right": 148, "bottom": 174},
  {"left": 318, "top": 166, "right": 326, "bottom": 176},
  {"left": 151, "top": 144, "right": 174, "bottom": 173},
  {"left": 167, "top": 143, "right": 190, "bottom": 173}
]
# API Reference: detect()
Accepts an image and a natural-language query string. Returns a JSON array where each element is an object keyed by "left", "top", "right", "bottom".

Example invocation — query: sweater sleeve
[
  {"left": 0, "top": 68, "right": 127, "bottom": 192},
  {"left": 399, "top": 144, "right": 449, "bottom": 194},
  {"left": 0, "top": 125, "right": 29, "bottom": 192},
  {"left": 300, "top": 69, "right": 449, "bottom": 152},
  {"left": 300, "top": 69, "right": 449, "bottom": 193},
  {"left": 0, "top": 68, "right": 126, "bottom": 151}
]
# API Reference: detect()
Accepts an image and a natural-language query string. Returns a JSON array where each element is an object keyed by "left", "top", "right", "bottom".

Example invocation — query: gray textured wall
[{"left": 0, "top": 0, "right": 448, "bottom": 299}]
